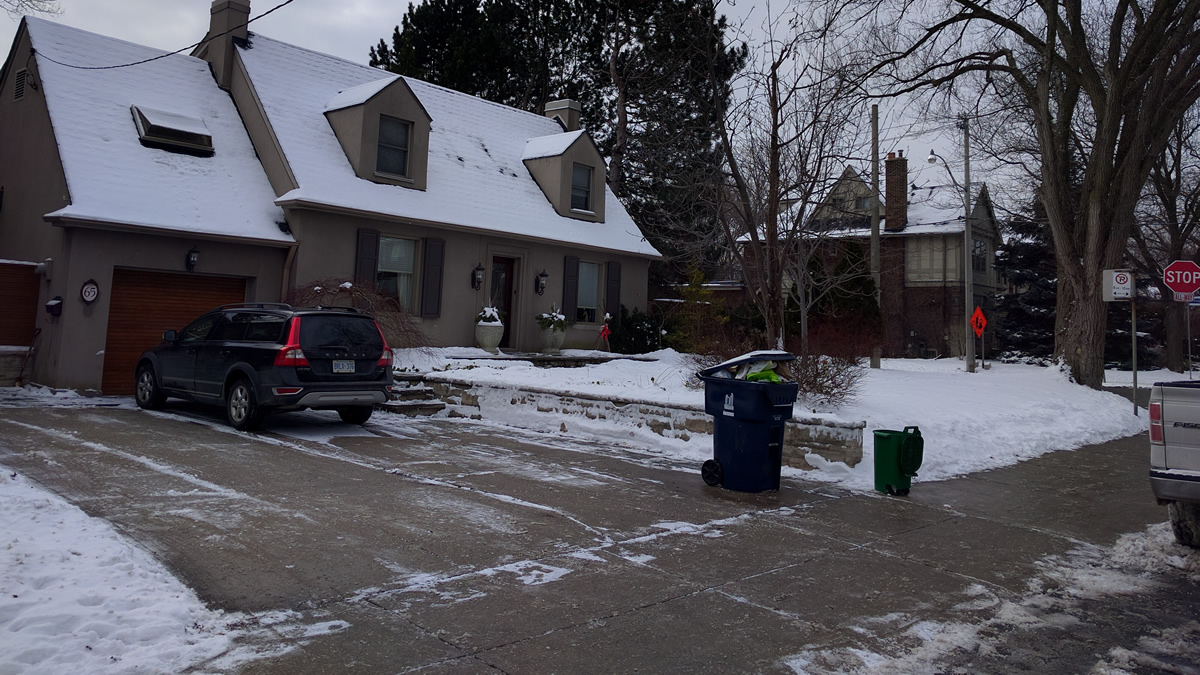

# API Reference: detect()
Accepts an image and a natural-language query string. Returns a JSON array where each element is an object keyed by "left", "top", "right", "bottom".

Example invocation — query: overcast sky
[{"left": 0, "top": 0, "right": 961, "bottom": 187}]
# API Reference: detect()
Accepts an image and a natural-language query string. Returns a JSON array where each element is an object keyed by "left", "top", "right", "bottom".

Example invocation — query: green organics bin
[{"left": 873, "top": 426, "right": 923, "bottom": 495}]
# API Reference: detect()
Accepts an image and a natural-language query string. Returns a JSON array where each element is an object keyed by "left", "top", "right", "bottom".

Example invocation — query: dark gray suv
[{"left": 134, "top": 303, "right": 393, "bottom": 430}]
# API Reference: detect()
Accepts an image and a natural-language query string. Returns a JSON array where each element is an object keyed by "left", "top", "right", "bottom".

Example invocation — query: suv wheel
[
  {"left": 1168, "top": 501, "right": 1200, "bottom": 548},
  {"left": 226, "top": 378, "right": 264, "bottom": 431},
  {"left": 337, "top": 406, "right": 373, "bottom": 425},
  {"left": 134, "top": 363, "right": 166, "bottom": 410}
]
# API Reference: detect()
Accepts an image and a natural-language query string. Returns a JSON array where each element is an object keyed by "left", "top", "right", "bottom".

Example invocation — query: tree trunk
[{"left": 1055, "top": 269, "right": 1108, "bottom": 388}]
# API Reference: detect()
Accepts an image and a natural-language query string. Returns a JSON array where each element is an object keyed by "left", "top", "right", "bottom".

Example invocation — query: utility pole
[
  {"left": 870, "top": 104, "right": 881, "bottom": 369},
  {"left": 962, "top": 117, "right": 976, "bottom": 373}
]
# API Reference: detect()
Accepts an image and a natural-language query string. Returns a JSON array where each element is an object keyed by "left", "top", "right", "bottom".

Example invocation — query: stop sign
[{"left": 1164, "top": 260, "right": 1200, "bottom": 294}]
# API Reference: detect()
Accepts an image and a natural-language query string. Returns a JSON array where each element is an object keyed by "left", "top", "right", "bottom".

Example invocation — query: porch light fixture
[
  {"left": 185, "top": 246, "right": 200, "bottom": 273},
  {"left": 471, "top": 263, "right": 485, "bottom": 290},
  {"left": 535, "top": 269, "right": 549, "bottom": 295}
]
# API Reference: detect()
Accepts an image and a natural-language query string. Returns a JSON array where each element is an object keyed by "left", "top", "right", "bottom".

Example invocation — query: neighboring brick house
[
  {"left": 814, "top": 152, "right": 1002, "bottom": 358},
  {"left": 0, "top": 2, "right": 659, "bottom": 393}
]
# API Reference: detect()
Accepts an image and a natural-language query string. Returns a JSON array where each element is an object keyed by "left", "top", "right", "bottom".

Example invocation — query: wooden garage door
[
  {"left": 0, "top": 263, "right": 40, "bottom": 346},
  {"left": 102, "top": 269, "right": 246, "bottom": 395}
]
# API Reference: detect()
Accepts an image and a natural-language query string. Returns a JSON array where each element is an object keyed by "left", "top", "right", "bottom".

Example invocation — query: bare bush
[
  {"left": 284, "top": 278, "right": 429, "bottom": 349},
  {"left": 792, "top": 353, "right": 864, "bottom": 409}
]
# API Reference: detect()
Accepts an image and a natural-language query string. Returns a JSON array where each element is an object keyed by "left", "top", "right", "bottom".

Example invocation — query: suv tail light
[
  {"left": 376, "top": 323, "right": 393, "bottom": 368},
  {"left": 274, "top": 317, "right": 310, "bottom": 367},
  {"left": 1150, "top": 401, "right": 1163, "bottom": 443}
]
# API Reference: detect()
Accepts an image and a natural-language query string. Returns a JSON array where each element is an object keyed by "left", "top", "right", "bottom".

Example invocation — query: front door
[{"left": 490, "top": 257, "right": 515, "bottom": 348}]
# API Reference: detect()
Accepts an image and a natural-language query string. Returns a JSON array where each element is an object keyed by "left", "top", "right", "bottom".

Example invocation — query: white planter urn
[
  {"left": 475, "top": 323, "right": 504, "bottom": 354},
  {"left": 539, "top": 327, "right": 566, "bottom": 355}
]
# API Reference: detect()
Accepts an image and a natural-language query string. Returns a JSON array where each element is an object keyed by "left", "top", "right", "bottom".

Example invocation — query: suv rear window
[{"left": 299, "top": 315, "right": 383, "bottom": 352}]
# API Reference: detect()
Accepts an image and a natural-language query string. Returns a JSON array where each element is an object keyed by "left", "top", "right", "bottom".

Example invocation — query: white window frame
[
  {"left": 571, "top": 163, "right": 593, "bottom": 212},
  {"left": 376, "top": 115, "right": 412, "bottom": 178},
  {"left": 576, "top": 261, "right": 602, "bottom": 323}
]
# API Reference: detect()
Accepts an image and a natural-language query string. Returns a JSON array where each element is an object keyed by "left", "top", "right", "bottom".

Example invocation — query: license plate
[{"left": 332, "top": 359, "right": 355, "bottom": 374}]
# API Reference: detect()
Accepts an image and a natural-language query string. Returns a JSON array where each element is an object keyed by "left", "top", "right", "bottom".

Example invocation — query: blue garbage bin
[{"left": 698, "top": 351, "right": 799, "bottom": 492}]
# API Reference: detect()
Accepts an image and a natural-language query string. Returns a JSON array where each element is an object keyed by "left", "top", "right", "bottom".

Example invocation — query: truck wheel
[{"left": 1168, "top": 502, "right": 1200, "bottom": 548}]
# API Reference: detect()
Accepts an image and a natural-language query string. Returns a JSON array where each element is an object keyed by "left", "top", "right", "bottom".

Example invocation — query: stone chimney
[
  {"left": 544, "top": 99, "right": 581, "bottom": 132},
  {"left": 197, "top": 0, "right": 250, "bottom": 90},
  {"left": 885, "top": 150, "right": 908, "bottom": 231}
]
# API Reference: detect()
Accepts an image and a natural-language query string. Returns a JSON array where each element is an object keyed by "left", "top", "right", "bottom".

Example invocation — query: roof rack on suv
[
  {"left": 307, "top": 306, "right": 363, "bottom": 314},
  {"left": 218, "top": 303, "right": 293, "bottom": 310}
]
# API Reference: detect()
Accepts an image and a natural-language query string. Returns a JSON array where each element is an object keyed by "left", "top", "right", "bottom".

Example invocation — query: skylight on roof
[{"left": 130, "top": 105, "right": 213, "bottom": 156}]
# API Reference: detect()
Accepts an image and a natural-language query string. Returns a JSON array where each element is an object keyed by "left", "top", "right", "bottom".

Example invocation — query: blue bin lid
[{"left": 698, "top": 350, "right": 796, "bottom": 378}]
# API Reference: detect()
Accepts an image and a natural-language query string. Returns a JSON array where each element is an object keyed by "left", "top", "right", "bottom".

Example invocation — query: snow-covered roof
[
  {"left": 521, "top": 130, "right": 586, "bottom": 160},
  {"left": 323, "top": 75, "right": 401, "bottom": 113},
  {"left": 236, "top": 34, "right": 659, "bottom": 258},
  {"left": 25, "top": 19, "right": 291, "bottom": 245}
]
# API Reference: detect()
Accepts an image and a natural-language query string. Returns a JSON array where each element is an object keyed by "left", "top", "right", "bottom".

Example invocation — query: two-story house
[
  {"left": 812, "top": 152, "right": 1002, "bottom": 358},
  {"left": 0, "top": 1, "right": 660, "bottom": 393}
]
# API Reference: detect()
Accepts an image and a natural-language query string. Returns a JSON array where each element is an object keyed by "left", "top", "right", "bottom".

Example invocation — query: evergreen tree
[{"left": 993, "top": 212, "right": 1057, "bottom": 361}]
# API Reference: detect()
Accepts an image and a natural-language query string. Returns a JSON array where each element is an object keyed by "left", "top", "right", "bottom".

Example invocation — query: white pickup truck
[{"left": 1149, "top": 382, "right": 1200, "bottom": 547}]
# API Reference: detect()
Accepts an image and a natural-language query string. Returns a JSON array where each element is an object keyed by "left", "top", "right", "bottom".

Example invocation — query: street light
[{"left": 927, "top": 120, "right": 976, "bottom": 373}]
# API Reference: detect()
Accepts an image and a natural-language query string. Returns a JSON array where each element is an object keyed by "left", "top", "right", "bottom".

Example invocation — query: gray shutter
[
  {"left": 605, "top": 261, "right": 621, "bottom": 324},
  {"left": 420, "top": 238, "right": 444, "bottom": 319},
  {"left": 562, "top": 256, "right": 579, "bottom": 321},
  {"left": 355, "top": 229, "right": 380, "bottom": 285}
]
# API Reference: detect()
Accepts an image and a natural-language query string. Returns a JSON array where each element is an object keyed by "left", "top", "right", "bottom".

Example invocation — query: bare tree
[
  {"left": 1129, "top": 110, "right": 1200, "bottom": 372},
  {"left": 866, "top": 0, "right": 1200, "bottom": 388},
  {"left": 707, "top": 0, "right": 869, "bottom": 351},
  {"left": 2, "top": 0, "right": 58, "bottom": 18}
]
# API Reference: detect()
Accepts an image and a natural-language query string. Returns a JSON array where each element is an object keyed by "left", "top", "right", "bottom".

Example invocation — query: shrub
[
  {"left": 535, "top": 306, "right": 566, "bottom": 331},
  {"left": 791, "top": 353, "right": 864, "bottom": 409},
  {"left": 609, "top": 305, "right": 663, "bottom": 354},
  {"left": 284, "top": 278, "right": 428, "bottom": 349}
]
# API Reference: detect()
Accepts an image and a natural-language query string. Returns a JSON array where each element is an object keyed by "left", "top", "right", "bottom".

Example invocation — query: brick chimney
[
  {"left": 885, "top": 151, "right": 908, "bottom": 231},
  {"left": 544, "top": 99, "right": 581, "bottom": 132},
  {"left": 196, "top": 0, "right": 250, "bottom": 90}
]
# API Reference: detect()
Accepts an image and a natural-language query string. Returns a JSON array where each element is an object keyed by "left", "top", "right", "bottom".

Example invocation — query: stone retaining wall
[{"left": 425, "top": 377, "right": 863, "bottom": 470}]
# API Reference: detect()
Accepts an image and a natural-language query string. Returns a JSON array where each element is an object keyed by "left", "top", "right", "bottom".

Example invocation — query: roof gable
[{"left": 23, "top": 18, "right": 289, "bottom": 243}]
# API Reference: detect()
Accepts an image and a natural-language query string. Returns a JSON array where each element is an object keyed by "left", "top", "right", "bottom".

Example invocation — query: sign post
[
  {"left": 1165, "top": 261, "right": 1200, "bottom": 385},
  {"left": 1105, "top": 269, "right": 1138, "bottom": 416},
  {"left": 970, "top": 307, "right": 987, "bottom": 369}
]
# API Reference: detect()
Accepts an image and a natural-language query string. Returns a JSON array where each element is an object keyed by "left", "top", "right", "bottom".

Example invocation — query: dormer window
[
  {"left": 130, "top": 105, "right": 213, "bottom": 156},
  {"left": 376, "top": 115, "right": 411, "bottom": 178},
  {"left": 324, "top": 76, "right": 431, "bottom": 190},
  {"left": 571, "top": 164, "right": 593, "bottom": 212}
]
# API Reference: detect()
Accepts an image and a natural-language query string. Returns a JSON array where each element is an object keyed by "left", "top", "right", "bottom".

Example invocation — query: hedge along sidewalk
[{"left": 411, "top": 371, "right": 864, "bottom": 471}]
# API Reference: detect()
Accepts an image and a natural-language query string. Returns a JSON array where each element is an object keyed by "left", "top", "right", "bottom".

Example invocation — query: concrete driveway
[{"left": 0, "top": 401, "right": 1196, "bottom": 673}]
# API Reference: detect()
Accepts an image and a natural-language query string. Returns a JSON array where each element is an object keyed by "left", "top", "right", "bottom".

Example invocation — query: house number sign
[{"left": 80, "top": 279, "right": 99, "bottom": 304}]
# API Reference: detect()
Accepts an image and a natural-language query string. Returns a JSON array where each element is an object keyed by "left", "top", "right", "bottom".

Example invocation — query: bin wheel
[
  {"left": 701, "top": 460, "right": 723, "bottom": 487},
  {"left": 885, "top": 484, "right": 897, "bottom": 496}
]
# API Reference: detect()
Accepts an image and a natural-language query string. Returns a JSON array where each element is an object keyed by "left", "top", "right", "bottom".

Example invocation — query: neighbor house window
[
  {"left": 377, "top": 236, "right": 416, "bottom": 310},
  {"left": 571, "top": 164, "right": 592, "bottom": 211},
  {"left": 972, "top": 239, "right": 988, "bottom": 272},
  {"left": 377, "top": 115, "right": 411, "bottom": 177},
  {"left": 576, "top": 261, "right": 600, "bottom": 323}
]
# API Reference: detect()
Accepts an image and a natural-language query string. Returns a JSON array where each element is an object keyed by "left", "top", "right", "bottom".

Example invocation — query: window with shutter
[
  {"left": 562, "top": 256, "right": 579, "bottom": 321},
  {"left": 377, "top": 236, "right": 416, "bottom": 311},
  {"left": 420, "top": 239, "right": 444, "bottom": 319}
]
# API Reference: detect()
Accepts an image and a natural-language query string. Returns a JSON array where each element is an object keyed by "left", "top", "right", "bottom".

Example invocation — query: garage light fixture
[
  {"left": 471, "top": 263, "right": 485, "bottom": 290},
  {"left": 185, "top": 246, "right": 199, "bottom": 273}
]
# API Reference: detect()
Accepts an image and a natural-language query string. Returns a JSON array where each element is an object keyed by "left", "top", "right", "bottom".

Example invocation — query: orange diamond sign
[{"left": 970, "top": 306, "right": 987, "bottom": 338}]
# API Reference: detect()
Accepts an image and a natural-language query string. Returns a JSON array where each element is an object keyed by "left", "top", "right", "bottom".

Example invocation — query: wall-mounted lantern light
[
  {"left": 535, "top": 269, "right": 549, "bottom": 296},
  {"left": 45, "top": 296, "right": 62, "bottom": 317},
  {"left": 185, "top": 246, "right": 200, "bottom": 273},
  {"left": 471, "top": 263, "right": 485, "bottom": 290}
]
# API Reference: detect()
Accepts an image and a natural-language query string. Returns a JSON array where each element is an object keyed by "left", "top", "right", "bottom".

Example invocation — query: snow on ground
[
  {"left": 0, "top": 352, "right": 1189, "bottom": 672},
  {"left": 398, "top": 348, "right": 1148, "bottom": 492},
  {"left": 0, "top": 470, "right": 348, "bottom": 674}
]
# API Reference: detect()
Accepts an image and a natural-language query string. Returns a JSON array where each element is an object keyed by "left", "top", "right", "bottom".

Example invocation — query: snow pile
[{"left": 394, "top": 349, "right": 1148, "bottom": 490}]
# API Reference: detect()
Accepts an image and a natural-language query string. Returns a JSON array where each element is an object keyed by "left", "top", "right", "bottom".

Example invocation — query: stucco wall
[{"left": 285, "top": 207, "right": 650, "bottom": 353}]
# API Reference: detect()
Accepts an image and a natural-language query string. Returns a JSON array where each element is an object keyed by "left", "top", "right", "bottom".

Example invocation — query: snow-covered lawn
[{"left": 0, "top": 352, "right": 1193, "bottom": 672}]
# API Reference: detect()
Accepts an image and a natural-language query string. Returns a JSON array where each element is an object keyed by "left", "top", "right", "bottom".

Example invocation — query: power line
[{"left": 30, "top": 0, "right": 297, "bottom": 71}]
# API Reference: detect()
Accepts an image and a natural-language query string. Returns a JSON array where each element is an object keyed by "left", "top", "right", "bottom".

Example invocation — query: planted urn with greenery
[
  {"left": 536, "top": 306, "right": 567, "bottom": 354},
  {"left": 475, "top": 306, "right": 504, "bottom": 354}
]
